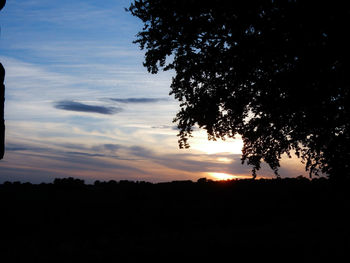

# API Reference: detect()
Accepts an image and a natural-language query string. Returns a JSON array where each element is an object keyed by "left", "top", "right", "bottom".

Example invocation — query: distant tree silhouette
[
  {"left": 197, "top": 177, "right": 208, "bottom": 184},
  {"left": 53, "top": 177, "right": 85, "bottom": 186},
  {"left": 128, "top": 1, "right": 350, "bottom": 179}
]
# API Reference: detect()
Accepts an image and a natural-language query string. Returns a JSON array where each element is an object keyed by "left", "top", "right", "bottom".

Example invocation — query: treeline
[
  {"left": 0, "top": 176, "right": 339, "bottom": 206},
  {"left": 1, "top": 177, "right": 349, "bottom": 261},
  {"left": 0, "top": 174, "right": 334, "bottom": 187},
  {"left": 0, "top": 176, "right": 346, "bottom": 205}
]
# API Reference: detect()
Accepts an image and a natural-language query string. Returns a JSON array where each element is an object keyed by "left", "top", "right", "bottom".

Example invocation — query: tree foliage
[{"left": 128, "top": 0, "right": 350, "bottom": 179}]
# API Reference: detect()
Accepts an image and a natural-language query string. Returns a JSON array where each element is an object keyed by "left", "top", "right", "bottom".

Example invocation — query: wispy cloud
[
  {"left": 151, "top": 125, "right": 177, "bottom": 130},
  {"left": 92, "top": 143, "right": 123, "bottom": 153},
  {"left": 110, "top": 98, "right": 169, "bottom": 103},
  {"left": 54, "top": 100, "right": 122, "bottom": 115}
]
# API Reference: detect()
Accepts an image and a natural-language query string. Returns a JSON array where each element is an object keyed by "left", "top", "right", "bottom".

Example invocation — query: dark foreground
[{"left": 1, "top": 177, "right": 350, "bottom": 262}]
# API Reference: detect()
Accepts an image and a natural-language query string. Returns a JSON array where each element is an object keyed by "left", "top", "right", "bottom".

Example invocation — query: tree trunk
[{"left": 0, "top": 63, "right": 4, "bottom": 159}]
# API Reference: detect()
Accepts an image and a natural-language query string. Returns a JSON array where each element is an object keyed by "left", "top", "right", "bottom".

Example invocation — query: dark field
[{"left": 1, "top": 177, "right": 349, "bottom": 262}]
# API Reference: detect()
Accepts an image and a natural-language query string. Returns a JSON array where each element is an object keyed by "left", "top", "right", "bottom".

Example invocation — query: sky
[{"left": 0, "top": 0, "right": 308, "bottom": 183}]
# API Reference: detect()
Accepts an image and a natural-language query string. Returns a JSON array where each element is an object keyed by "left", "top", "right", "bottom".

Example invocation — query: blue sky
[{"left": 0, "top": 0, "right": 307, "bottom": 183}]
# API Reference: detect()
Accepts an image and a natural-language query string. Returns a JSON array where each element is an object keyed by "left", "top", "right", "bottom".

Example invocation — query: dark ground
[{"left": 1, "top": 177, "right": 349, "bottom": 262}]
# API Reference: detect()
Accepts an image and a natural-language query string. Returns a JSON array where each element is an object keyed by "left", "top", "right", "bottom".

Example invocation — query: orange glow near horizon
[{"left": 208, "top": 172, "right": 236, "bottom": 181}]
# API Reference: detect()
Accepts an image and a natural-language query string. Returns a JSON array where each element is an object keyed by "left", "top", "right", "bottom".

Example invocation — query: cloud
[
  {"left": 5, "top": 146, "right": 29, "bottom": 151},
  {"left": 66, "top": 151, "right": 107, "bottom": 157},
  {"left": 151, "top": 125, "right": 178, "bottom": 130},
  {"left": 110, "top": 98, "right": 168, "bottom": 103},
  {"left": 54, "top": 101, "right": 122, "bottom": 115},
  {"left": 91, "top": 144, "right": 123, "bottom": 154},
  {"left": 100, "top": 144, "right": 123, "bottom": 152}
]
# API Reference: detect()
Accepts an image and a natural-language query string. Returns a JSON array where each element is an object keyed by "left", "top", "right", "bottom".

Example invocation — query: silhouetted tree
[
  {"left": 53, "top": 177, "right": 85, "bottom": 186},
  {"left": 0, "top": 63, "right": 4, "bottom": 160},
  {"left": 128, "top": 1, "right": 350, "bottom": 179},
  {"left": 197, "top": 177, "right": 208, "bottom": 184},
  {"left": 0, "top": 1, "right": 5, "bottom": 11},
  {"left": 0, "top": 0, "right": 6, "bottom": 160}
]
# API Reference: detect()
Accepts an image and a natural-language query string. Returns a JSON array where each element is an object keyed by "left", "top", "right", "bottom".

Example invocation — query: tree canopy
[{"left": 128, "top": 0, "right": 350, "bottom": 179}]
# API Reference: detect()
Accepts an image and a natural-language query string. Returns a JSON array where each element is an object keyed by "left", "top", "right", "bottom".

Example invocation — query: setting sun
[{"left": 208, "top": 172, "right": 236, "bottom": 181}]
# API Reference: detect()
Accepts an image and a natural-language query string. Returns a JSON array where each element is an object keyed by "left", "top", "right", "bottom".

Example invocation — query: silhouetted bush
[{"left": 53, "top": 177, "right": 85, "bottom": 186}]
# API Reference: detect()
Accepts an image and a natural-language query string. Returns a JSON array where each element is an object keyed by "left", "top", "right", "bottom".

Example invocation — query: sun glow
[
  {"left": 216, "top": 157, "right": 232, "bottom": 163},
  {"left": 208, "top": 172, "right": 236, "bottom": 181},
  {"left": 191, "top": 131, "right": 243, "bottom": 155}
]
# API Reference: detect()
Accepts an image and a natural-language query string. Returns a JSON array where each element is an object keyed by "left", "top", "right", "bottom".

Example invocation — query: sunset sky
[{"left": 0, "top": 0, "right": 308, "bottom": 183}]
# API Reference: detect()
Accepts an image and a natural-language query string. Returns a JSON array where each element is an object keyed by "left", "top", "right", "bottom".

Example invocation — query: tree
[
  {"left": 0, "top": 0, "right": 6, "bottom": 11},
  {"left": 128, "top": 0, "right": 350, "bottom": 179},
  {"left": 1, "top": 0, "right": 6, "bottom": 160},
  {"left": 0, "top": 63, "right": 4, "bottom": 160}
]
